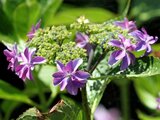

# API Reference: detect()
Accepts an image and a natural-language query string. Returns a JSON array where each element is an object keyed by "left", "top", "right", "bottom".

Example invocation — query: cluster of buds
[{"left": 3, "top": 17, "right": 158, "bottom": 95}]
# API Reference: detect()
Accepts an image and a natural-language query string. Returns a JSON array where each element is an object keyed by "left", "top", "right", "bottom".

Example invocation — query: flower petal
[
  {"left": 74, "top": 71, "right": 90, "bottom": 80},
  {"left": 115, "top": 50, "right": 126, "bottom": 60},
  {"left": 56, "top": 61, "right": 65, "bottom": 72},
  {"left": 72, "top": 58, "right": 83, "bottom": 72},
  {"left": 32, "top": 56, "right": 46, "bottom": 65},
  {"left": 108, "top": 51, "right": 119, "bottom": 65},
  {"left": 60, "top": 77, "right": 69, "bottom": 91},
  {"left": 66, "top": 80, "right": 78, "bottom": 95},
  {"left": 108, "top": 40, "right": 122, "bottom": 48},
  {"left": 135, "top": 41, "right": 146, "bottom": 51},
  {"left": 26, "top": 68, "right": 33, "bottom": 80},
  {"left": 52, "top": 72, "right": 65, "bottom": 78},
  {"left": 120, "top": 54, "right": 131, "bottom": 70}
]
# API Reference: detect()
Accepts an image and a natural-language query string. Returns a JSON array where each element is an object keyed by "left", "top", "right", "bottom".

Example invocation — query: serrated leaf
[
  {"left": 50, "top": 97, "right": 83, "bottom": 120},
  {"left": 17, "top": 107, "right": 38, "bottom": 120},
  {"left": 115, "top": 57, "right": 160, "bottom": 78},
  {"left": 46, "top": 7, "right": 116, "bottom": 25},
  {"left": 0, "top": 80, "right": 34, "bottom": 105},
  {"left": 17, "top": 97, "right": 83, "bottom": 120},
  {"left": 13, "top": 1, "right": 41, "bottom": 40}
]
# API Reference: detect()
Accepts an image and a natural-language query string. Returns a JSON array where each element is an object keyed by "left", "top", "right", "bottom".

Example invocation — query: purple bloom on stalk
[
  {"left": 114, "top": 18, "right": 137, "bottom": 32},
  {"left": 132, "top": 28, "right": 158, "bottom": 56},
  {"left": 75, "top": 32, "right": 92, "bottom": 55},
  {"left": 15, "top": 48, "right": 46, "bottom": 81},
  {"left": 156, "top": 97, "right": 160, "bottom": 110},
  {"left": 27, "top": 20, "right": 41, "bottom": 40},
  {"left": 52, "top": 59, "right": 90, "bottom": 95},
  {"left": 108, "top": 35, "right": 135, "bottom": 70},
  {"left": 94, "top": 105, "right": 121, "bottom": 120},
  {"left": 3, "top": 44, "right": 19, "bottom": 71}
]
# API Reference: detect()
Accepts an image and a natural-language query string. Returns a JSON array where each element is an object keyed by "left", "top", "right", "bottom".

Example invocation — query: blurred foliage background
[{"left": 0, "top": 0, "right": 160, "bottom": 120}]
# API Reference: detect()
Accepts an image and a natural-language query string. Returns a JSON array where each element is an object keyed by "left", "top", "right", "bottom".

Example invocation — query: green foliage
[
  {"left": 13, "top": 1, "right": 41, "bottom": 39},
  {"left": 137, "top": 110, "right": 160, "bottom": 120},
  {"left": 17, "top": 97, "right": 83, "bottom": 120},
  {"left": 0, "top": 80, "right": 34, "bottom": 105},
  {"left": 130, "top": 0, "right": 160, "bottom": 24},
  {"left": 134, "top": 75, "right": 160, "bottom": 110}
]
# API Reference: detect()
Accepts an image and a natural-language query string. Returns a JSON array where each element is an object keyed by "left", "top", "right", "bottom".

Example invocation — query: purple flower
[
  {"left": 75, "top": 32, "right": 92, "bottom": 55},
  {"left": 132, "top": 28, "right": 158, "bottom": 56},
  {"left": 3, "top": 44, "right": 19, "bottom": 71},
  {"left": 114, "top": 18, "right": 137, "bottom": 32},
  {"left": 27, "top": 20, "right": 41, "bottom": 40},
  {"left": 108, "top": 35, "right": 135, "bottom": 70},
  {"left": 94, "top": 105, "right": 121, "bottom": 120},
  {"left": 15, "top": 48, "right": 46, "bottom": 81},
  {"left": 156, "top": 97, "right": 160, "bottom": 110},
  {"left": 52, "top": 59, "right": 90, "bottom": 95}
]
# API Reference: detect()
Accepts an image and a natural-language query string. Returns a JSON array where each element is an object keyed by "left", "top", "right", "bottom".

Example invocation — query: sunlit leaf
[
  {"left": 13, "top": 1, "right": 41, "bottom": 40},
  {"left": 46, "top": 7, "right": 116, "bottom": 25}
]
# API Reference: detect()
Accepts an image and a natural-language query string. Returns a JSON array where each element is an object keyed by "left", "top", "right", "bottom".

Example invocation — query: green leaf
[
  {"left": 17, "top": 97, "right": 83, "bottom": 120},
  {"left": 134, "top": 75, "right": 160, "bottom": 109},
  {"left": 13, "top": 1, "right": 41, "bottom": 40},
  {"left": 130, "top": 0, "right": 160, "bottom": 24},
  {"left": 0, "top": 80, "right": 34, "bottom": 105},
  {"left": 46, "top": 7, "right": 116, "bottom": 25},
  {"left": 1, "top": 0, "right": 24, "bottom": 20},
  {"left": 17, "top": 107, "right": 38, "bottom": 120},
  {"left": 50, "top": 97, "right": 83, "bottom": 120},
  {"left": 37, "top": 65, "right": 59, "bottom": 97},
  {"left": 87, "top": 57, "right": 111, "bottom": 116},
  {"left": 137, "top": 110, "right": 160, "bottom": 120},
  {"left": 41, "top": 0, "right": 63, "bottom": 26},
  {"left": 110, "top": 56, "right": 160, "bottom": 78}
]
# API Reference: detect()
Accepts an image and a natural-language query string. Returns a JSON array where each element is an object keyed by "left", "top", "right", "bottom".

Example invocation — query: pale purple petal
[
  {"left": 74, "top": 71, "right": 90, "bottom": 80},
  {"left": 120, "top": 54, "right": 130, "bottom": 70},
  {"left": 26, "top": 68, "right": 33, "bottom": 80},
  {"left": 115, "top": 50, "right": 126, "bottom": 60},
  {"left": 65, "top": 60, "right": 73, "bottom": 72},
  {"left": 35, "top": 19, "right": 41, "bottom": 30},
  {"left": 108, "top": 40, "right": 122, "bottom": 48},
  {"left": 32, "top": 56, "right": 46, "bottom": 65},
  {"left": 53, "top": 78, "right": 63, "bottom": 86},
  {"left": 76, "top": 32, "right": 88, "bottom": 43},
  {"left": 60, "top": 77, "right": 69, "bottom": 91},
  {"left": 128, "top": 52, "right": 135, "bottom": 64},
  {"left": 56, "top": 61, "right": 65, "bottom": 72},
  {"left": 52, "top": 72, "right": 65, "bottom": 78},
  {"left": 72, "top": 58, "right": 83, "bottom": 72},
  {"left": 66, "top": 80, "right": 78, "bottom": 95},
  {"left": 135, "top": 41, "right": 146, "bottom": 51},
  {"left": 108, "top": 51, "right": 119, "bottom": 65}
]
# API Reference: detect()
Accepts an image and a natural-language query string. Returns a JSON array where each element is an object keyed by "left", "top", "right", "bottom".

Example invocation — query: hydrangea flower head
[
  {"left": 3, "top": 44, "right": 19, "bottom": 71},
  {"left": 132, "top": 28, "right": 158, "bottom": 56},
  {"left": 75, "top": 32, "right": 92, "bottom": 55},
  {"left": 27, "top": 20, "right": 41, "bottom": 40},
  {"left": 53, "top": 58, "right": 90, "bottom": 95},
  {"left": 16, "top": 47, "right": 46, "bottom": 81},
  {"left": 108, "top": 35, "right": 135, "bottom": 70},
  {"left": 114, "top": 18, "right": 137, "bottom": 32}
]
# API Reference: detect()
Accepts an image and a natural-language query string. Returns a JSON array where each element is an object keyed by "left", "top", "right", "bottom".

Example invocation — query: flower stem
[
  {"left": 120, "top": 79, "right": 130, "bottom": 120},
  {"left": 81, "top": 86, "right": 91, "bottom": 120}
]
